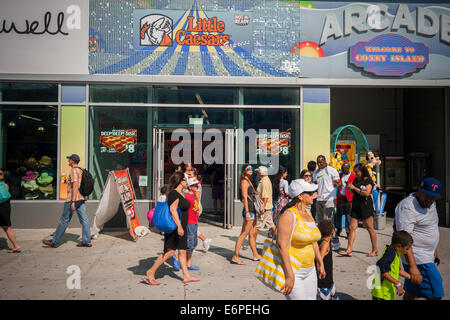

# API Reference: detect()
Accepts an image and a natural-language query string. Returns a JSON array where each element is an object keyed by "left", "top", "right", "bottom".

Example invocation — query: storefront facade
[{"left": 1, "top": 0, "right": 449, "bottom": 228}]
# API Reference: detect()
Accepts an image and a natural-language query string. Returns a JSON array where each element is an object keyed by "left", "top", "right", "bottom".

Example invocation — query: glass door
[
  {"left": 224, "top": 129, "right": 236, "bottom": 229},
  {"left": 152, "top": 128, "right": 164, "bottom": 204}
]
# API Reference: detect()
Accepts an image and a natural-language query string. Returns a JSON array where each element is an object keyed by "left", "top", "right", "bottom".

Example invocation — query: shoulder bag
[
  {"left": 0, "top": 181, "right": 11, "bottom": 204},
  {"left": 247, "top": 179, "right": 265, "bottom": 214}
]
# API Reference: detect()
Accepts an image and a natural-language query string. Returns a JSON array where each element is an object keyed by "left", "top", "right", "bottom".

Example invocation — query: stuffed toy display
[
  {"left": 365, "top": 151, "right": 382, "bottom": 187},
  {"left": 330, "top": 151, "right": 343, "bottom": 172}
]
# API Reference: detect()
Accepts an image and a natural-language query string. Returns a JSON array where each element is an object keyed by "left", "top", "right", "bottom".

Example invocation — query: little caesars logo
[
  {"left": 140, "top": 14, "right": 173, "bottom": 46},
  {"left": 140, "top": 13, "right": 230, "bottom": 47}
]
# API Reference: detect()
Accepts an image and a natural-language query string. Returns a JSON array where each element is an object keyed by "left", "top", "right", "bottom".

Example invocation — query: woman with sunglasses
[
  {"left": 277, "top": 179, "right": 326, "bottom": 299},
  {"left": 144, "top": 172, "right": 200, "bottom": 285},
  {"left": 272, "top": 166, "right": 290, "bottom": 226},
  {"left": 300, "top": 169, "right": 313, "bottom": 183},
  {"left": 232, "top": 164, "right": 261, "bottom": 265}
]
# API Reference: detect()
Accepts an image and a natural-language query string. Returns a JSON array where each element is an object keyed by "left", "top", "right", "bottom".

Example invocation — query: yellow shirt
[
  {"left": 257, "top": 176, "right": 273, "bottom": 210},
  {"left": 288, "top": 207, "right": 321, "bottom": 269}
]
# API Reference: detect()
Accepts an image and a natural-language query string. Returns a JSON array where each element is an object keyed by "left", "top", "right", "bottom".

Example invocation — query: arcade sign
[{"left": 349, "top": 34, "right": 429, "bottom": 76}]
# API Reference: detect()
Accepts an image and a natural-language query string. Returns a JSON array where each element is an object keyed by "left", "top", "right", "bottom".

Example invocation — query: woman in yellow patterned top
[{"left": 277, "top": 179, "right": 326, "bottom": 300}]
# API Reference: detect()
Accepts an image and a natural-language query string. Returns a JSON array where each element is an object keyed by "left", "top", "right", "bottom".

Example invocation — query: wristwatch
[{"left": 394, "top": 282, "right": 402, "bottom": 287}]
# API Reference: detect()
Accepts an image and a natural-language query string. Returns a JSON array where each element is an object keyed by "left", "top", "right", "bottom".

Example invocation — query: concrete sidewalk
[{"left": 0, "top": 218, "right": 448, "bottom": 300}]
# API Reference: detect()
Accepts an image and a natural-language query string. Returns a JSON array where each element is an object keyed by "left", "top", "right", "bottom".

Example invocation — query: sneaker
[
  {"left": 42, "top": 239, "right": 57, "bottom": 248},
  {"left": 187, "top": 265, "right": 200, "bottom": 271},
  {"left": 203, "top": 238, "right": 212, "bottom": 252},
  {"left": 173, "top": 255, "right": 181, "bottom": 271}
]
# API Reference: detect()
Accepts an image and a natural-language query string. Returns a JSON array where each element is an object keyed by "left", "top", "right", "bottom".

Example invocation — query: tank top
[
  {"left": 241, "top": 180, "right": 257, "bottom": 213},
  {"left": 288, "top": 207, "right": 322, "bottom": 269},
  {"left": 318, "top": 239, "right": 333, "bottom": 288}
]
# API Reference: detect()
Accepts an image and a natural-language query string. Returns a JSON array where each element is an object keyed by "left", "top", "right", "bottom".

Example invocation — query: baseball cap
[
  {"left": 66, "top": 154, "right": 80, "bottom": 163},
  {"left": 420, "top": 177, "right": 442, "bottom": 199},
  {"left": 255, "top": 166, "right": 268, "bottom": 175},
  {"left": 187, "top": 177, "right": 201, "bottom": 187},
  {"left": 288, "top": 179, "right": 318, "bottom": 198}
]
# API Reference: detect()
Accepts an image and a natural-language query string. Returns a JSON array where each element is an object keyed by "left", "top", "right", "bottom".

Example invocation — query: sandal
[
  {"left": 141, "top": 277, "right": 160, "bottom": 286},
  {"left": 338, "top": 250, "right": 353, "bottom": 257},
  {"left": 366, "top": 251, "right": 378, "bottom": 257}
]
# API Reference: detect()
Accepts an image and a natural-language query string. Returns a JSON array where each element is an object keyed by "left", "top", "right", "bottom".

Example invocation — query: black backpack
[{"left": 76, "top": 167, "right": 94, "bottom": 197}]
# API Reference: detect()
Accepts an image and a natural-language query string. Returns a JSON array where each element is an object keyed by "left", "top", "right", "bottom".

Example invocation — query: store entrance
[{"left": 152, "top": 128, "right": 237, "bottom": 228}]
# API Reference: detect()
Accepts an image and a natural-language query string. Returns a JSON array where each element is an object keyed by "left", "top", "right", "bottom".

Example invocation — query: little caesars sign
[{"left": 320, "top": 4, "right": 450, "bottom": 45}]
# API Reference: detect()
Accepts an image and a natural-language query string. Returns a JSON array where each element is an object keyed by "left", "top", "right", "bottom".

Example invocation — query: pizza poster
[
  {"left": 113, "top": 169, "right": 141, "bottom": 240},
  {"left": 256, "top": 131, "right": 291, "bottom": 155},
  {"left": 100, "top": 129, "right": 137, "bottom": 153}
]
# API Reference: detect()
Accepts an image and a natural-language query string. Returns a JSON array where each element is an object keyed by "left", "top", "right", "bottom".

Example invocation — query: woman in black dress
[
  {"left": 144, "top": 172, "right": 200, "bottom": 285},
  {"left": 0, "top": 169, "right": 21, "bottom": 253},
  {"left": 338, "top": 163, "right": 378, "bottom": 257}
]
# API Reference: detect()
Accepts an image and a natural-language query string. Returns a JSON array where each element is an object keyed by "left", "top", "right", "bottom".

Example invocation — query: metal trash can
[{"left": 374, "top": 212, "right": 386, "bottom": 230}]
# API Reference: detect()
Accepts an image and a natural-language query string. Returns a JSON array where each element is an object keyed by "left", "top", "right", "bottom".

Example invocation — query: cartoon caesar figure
[{"left": 140, "top": 15, "right": 173, "bottom": 46}]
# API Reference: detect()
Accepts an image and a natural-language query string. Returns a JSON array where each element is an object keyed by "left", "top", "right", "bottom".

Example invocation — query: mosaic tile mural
[{"left": 89, "top": 1, "right": 450, "bottom": 78}]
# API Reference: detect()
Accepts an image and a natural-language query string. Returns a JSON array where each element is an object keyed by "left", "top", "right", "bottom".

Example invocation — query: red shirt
[
  {"left": 338, "top": 172, "right": 356, "bottom": 202},
  {"left": 185, "top": 193, "right": 199, "bottom": 225}
]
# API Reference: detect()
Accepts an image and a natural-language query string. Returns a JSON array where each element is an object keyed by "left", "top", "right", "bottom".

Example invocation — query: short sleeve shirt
[
  {"left": 185, "top": 193, "right": 199, "bottom": 225},
  {"left": 66, "top": 167, "right": 86, "bottom": 202},
  {"left": 395, "top": 193, "right": 439, "bottom": 265},
  {"left": 257, "top": 176, "right": 273, "bottom": 210},
  {"left": 280, "top": 179, "right": 289, "bottom": 195},
  {"left": 312, "top": 166, "right": 340, "bottom": 201}
]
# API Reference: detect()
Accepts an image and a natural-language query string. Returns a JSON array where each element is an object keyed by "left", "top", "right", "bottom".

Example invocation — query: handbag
[
  {"left": 255, "top": 208, "right": 303, "bottom": 293},
  {"left": 247, "top": 180, "right": 265, "bottom": 214},
  {"left": 151, "top": 200, "right": 182, "bottom": 233},
  {"left": 255, "top": 237, "right": 286, "bottom": 292},
  {"left": 0, "top": 181, "right": 11, "bottom": 204},
  {"left": 146, "top": 208, "right": 155, "bottom": 224}
]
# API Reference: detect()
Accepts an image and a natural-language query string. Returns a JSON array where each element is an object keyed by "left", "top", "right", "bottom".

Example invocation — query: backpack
[
  {"left": 152, "top": 200, "right": 182, "bottom": 233},
  {"left": 75, "top": 167, "right": 94, "bottom": 197}
]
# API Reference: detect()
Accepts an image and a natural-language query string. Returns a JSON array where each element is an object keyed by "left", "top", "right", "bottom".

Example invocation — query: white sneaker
[{"left": 203, "top": 238, "right": 212, "bottom": 251}]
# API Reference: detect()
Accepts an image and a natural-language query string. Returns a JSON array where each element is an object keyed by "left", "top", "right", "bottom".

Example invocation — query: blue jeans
[{"left": 52, "top": 201, "right": 91, "bottom": 245}]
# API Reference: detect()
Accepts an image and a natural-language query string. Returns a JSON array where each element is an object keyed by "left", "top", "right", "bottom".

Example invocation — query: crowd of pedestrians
[{"left": 0, "top": 152, "right": 445, "bottom": 301}]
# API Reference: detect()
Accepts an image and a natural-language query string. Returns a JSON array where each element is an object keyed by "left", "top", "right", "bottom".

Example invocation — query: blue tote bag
[
  {"left": 152, "top": 200, "right": 182, "bottom": 233},
  {"left": 0, "top": 181, "right": 11, "bottom": 204}
]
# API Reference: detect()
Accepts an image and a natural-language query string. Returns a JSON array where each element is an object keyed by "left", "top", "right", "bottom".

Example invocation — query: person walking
[
  {"left": 277, "top": 179, "right": 325, "bottom": 300},
  {"left": 232, "top": 164, "right": 261, "bottom": 264},
  {"left": 338, "top": 163, "right": 378, "bottom": 257},
  {"left": 371, "top": 231, "right": 413, "bottom": 300},
  {"left": 272, "top": 166, "right": 290, "bottom": 227},
  {"left": 255, "top": 166, "right": 276, "bottom": 236},
  {"left": 191, "top": 167, "right": 211, "bottom": 252},
  {"left": 317, "top": 220, "right": 336, "bottom": 300},
  {"left": 312, "top": 155, "right": 340, "bottom": 222},
  {"left": 43, "top": 154, "right": 91, "bottom": 248},
  {"left": 336, "top": 162, "right": 355, "bottom": 238},
  {"left": 184, "top": 177, "right": 202, "bottom": 270},
  {"left": 394, "top": 177, "right": 444, "bottom": 300},
  {"left": 143, "top": 172, "right": 200, "bottom": 285},
  {"left": 0, "top": 169, "right": 21, "bottom": 253}
]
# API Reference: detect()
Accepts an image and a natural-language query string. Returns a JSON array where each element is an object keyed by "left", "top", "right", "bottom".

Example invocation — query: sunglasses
[
  {"left": 302, "top": 191, "right": 317, "bottom": 196},
  {"left": 246, "top": 167, "right": 253, "bottom": 171},
  {"left": 304, "top": 174, "right": 312, "bottom": 178}
]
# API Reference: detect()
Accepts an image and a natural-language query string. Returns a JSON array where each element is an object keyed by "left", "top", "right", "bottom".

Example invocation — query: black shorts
[
  {"left": 0, "top": 200, "right": 11, "bottom": 227},
  {"left": 337, "top": 198, "right": 352, "bottom": 215},
  {"left": 350, "top": 201, "right": 374, "bottom": 220}
]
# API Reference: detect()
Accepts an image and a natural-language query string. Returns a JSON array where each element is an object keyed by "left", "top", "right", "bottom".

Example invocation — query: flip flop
[
  {"left": 141, "top": 277, "right": 160, "bottom": 286},
  {"left": 7, "top": 249, "right": 21, "bottom": 253},
  {"left": 338, "top": 250, "right": 353, "bottom": 257},
  {"left": 183, "top": 279, "right": 200, "bottom": 284},
  {"left": 231, "top": 259, "right": 246, "bottom": 265},
  {"left": 366, "top": 251, "right": 379, "bottom": 257}
]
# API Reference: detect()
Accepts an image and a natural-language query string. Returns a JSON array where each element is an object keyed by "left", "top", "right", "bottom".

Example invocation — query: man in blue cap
[
  {"left": 43, "top": 154, "right": 92, "bottom": 248},
  {"left": 394, "top": 177, "right": 444, "bottom": 300}
]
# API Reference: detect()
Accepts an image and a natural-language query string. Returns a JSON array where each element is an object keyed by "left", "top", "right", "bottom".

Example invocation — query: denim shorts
[
  {"left": 187, "top": 224, "right": 198, "bottom": 253},
  {"left": 242, "top": 210, "right": 256, "bottom": 220}
]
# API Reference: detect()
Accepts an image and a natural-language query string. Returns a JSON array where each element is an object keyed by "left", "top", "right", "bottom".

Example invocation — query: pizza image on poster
[
  {"left": 100, "top": 129, "right": 137, "bottom": 153},
  {"left": 257, "top": 132, "right": 291, "bottom": 155}
]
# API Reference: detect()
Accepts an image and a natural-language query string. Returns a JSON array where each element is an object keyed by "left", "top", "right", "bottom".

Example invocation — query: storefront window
[
  {"left": 243, "top": 108, "right": 300, "bottom": 184},
  {"left": 243, "top": 87, "right": 300, "bottom": 105},
  {"left": 154, "top": 107, "right": 234, "bottom": 127},
  {"left": 89, "top": 107, "right": 151, "bottom": 200},
  {"left": 0, "top": 105, "right": 58, "bottom": 200},
  {"left": 0, "top": 82, "right": 58, "bottom": 102},
  {"left": 154, "top": 86, "right": 238, "bottom": 104},
  {"left": 89, "top": 84, "right": 152, "bottom": 103}
]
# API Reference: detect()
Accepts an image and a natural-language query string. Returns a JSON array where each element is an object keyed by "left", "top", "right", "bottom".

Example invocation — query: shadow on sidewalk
[
  {"left": 337, "top": 292, "right": 358, "bottom": 300},
  {"left": 0, "top": 238, "right": 8, "bottom": 250},
  {"left": 127, "top": 256, "right": 183, "bottom": 281},
  {"left": 41, "top": 233, "right": 80, "bottom": 246}
]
